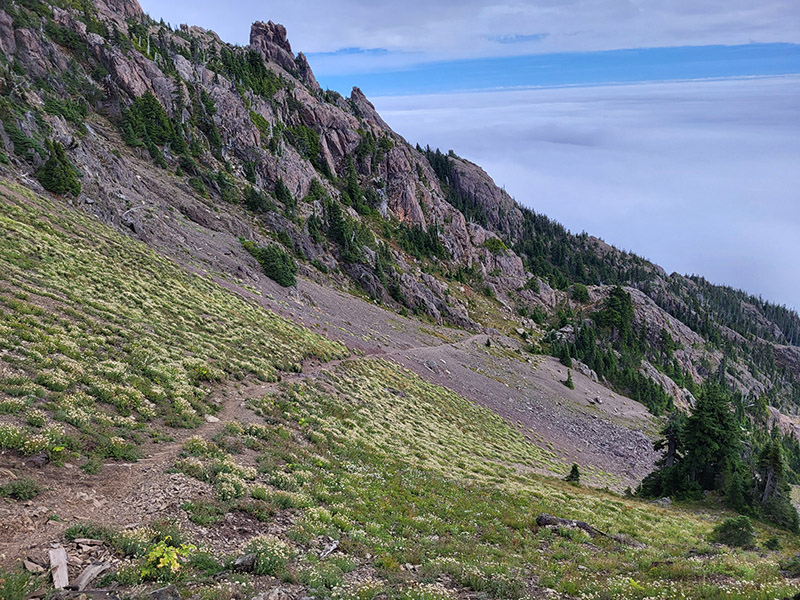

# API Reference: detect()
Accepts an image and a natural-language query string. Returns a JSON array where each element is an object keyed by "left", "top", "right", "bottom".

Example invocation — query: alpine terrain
[{"left": 1, "top": 1, "right": 800, "bottom": 598}]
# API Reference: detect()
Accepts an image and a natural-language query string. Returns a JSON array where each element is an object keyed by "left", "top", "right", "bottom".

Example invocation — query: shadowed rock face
[
  {"left": 96, "top": 0, "right": 143, "bottom": 20},
  {"left": 249, "top": 20, "right": 297, "bottom": 76}
]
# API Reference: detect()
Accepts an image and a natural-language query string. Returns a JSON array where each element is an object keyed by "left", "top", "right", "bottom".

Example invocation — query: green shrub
[
  {"left": 182, "top": 500, "right": 226, "bottom": 525},
  {"left": 241, "top": 239, "right": 297, "bottom": 287},
  {"left": 65, "top": 522, "right": 113, "bottom": 541},
  {"left": 563, "top": 370, "right": 575, "bottom": 390},
  {"left": 244, "top": 186, "right": 275, "bottom": 213},
  {"left": 188, "top": 177, "right": 207, "bottom": 197},
  {"left": 0, "top": 567, "right": 35, "bottom": 600},
  {"left": 765, "top": 535, "right": 781, "bottom": 551},
  {"left": 565, "top": 463, "right": 581, "bottom": 485},
  {"left": 482, "top": 237, "right": 507, "bottom": 255},
  {"left": 781, "top": 554, "right": 800, "bottom": 576},
  {"left": 571, "top": 283, "right": 590, "bottom": 303},
  {"left": 711, "top": 515, "right": 755, "bottom": 548},
  {"left": 0, "top": 477, "right": 42, "bottom": 500},
  {"left": 244, "top": 535, "right": 295, "bottom": 576},
  {"left": 140, "top": 536, "right": 196, "bottom": 582},
  {"left": 36, "top": 140, "right": 81, "bottom": 196}
]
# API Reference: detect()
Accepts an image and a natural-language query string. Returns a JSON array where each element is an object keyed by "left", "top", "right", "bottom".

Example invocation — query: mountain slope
[{"left": 1, "top": 0, "right": 800, "bottom": 598}]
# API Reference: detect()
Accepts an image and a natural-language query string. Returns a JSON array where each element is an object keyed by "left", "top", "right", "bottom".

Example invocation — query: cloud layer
[
  {"left": 373, "top": 76, "right": 800, "bottom": 309},
  {"left": 138, "top": 0, "right": 800, "bottom": 73}
]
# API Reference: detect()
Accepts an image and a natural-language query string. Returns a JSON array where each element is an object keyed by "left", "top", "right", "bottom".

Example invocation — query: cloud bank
[
  {"left": 373, "top": 76, "right": 800, "bottom": 309},
  {"left": 138, "top": 0, "right": 800, "bottom": 73}
]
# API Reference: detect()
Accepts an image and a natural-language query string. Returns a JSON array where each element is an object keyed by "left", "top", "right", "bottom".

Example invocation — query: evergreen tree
[
  {"left": 756, "top": 439, "right": 799, "bottom": 531},
  {"left": 654, "top": 411, "right": 686, "bottom": 469},
  {"left": 565, "top": 463, "right": 581, "bottom": 484},
  {"left": 682, "top": 383, "right": 740, "bottom": 491},
  {"left": 563, "top": 370, "right": 575, "bottom": 390},
  {"left": 36, "top": 140, "right": 81, "bottom": 196}
]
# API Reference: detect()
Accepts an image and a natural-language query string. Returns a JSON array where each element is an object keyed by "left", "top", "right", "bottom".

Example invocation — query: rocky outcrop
[
  {"left": 449, "top": 156, "right": 523, "bottom": 241},
  {"left": 0, "top": 11, "right": 16, "bottom": 56},
  {"left": 95, "top": 0, "right": 143, "bottom": 21},
  {"left": 350, "top": 87, "right": 390, "bottom": 130},
  {"left": 295, "top": 52, "right": 320, "bottom": 92},
  {"left": 249, "top": 21, "right": 297, "bottom": 76},
  {"left": 4, "top": 0, "right": 797, "bottom": 426}
]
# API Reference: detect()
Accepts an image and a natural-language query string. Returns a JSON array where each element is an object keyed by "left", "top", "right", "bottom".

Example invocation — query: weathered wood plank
[
  {"left": 72, "top": 562, "right": 110, "bottom": 591},
  {"left": 49, "top": 546, "right": 69, "bottom": 589}
]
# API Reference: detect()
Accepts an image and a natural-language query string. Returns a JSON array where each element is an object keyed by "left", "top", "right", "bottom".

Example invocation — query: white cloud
[
  {"left": 139, "top": 0, "right": 800, "bottom": 73},
  {"left": 373, "top": 76, "right": 800, "bottom": 309}
]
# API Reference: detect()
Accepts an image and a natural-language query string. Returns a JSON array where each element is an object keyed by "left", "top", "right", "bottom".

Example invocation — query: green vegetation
[
  {"left": 563, "top": 369, "right": 574, "bottom": 390},
  {"left": 120, "top": 91, "right": 181, "bottom": 151},
  {"left": 244, "top": 186, "right": 275, "bottom": 213},
  {"left": 36, "top": 140, "right": 81, "bottom": 196},
  {"left": 0, "top": 181, "right": 345, "bottom": 463},
  {"left": 422, "top": 147, "right": 488, "bottom": 226},
  {"left": 565, "top": 463, "right": 581, "bottom": 485},
  {"left": 571, "top": 283, "right": 590, "bottom": 303},
  {"left": 0, "top": 567, "right": 36, "bottom": 600},
  {"left": 551, "top": 286, "right": 676, "bottom": 415},
  {"left": 214, "top": 48, "right": 288, "bottom": 98},
  {"left": 482, "top": 237, "right": 507, "bottom": 255},
  {"left": 640, "top": 383, "right": 799, "bottom": 532},
  {"left": 0, "top": 477, "right": 42, "bottom": 500},
  {"left": 241, "top": 238, "right": 298, "bottom": 287},
  {"left": 286, "top": 124, "right": 330, "bottom": 176},
  {"left": 398, "top": 223, "right": 448, "bottom": 261},
  {"left": 711, "top": 516, "right": 755, "bottom": 549},
  {"left": 79, "top": 355, "right": 800, "bottom": 599}
]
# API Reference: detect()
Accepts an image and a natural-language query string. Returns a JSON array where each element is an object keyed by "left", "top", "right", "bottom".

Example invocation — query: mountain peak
[
  {"left": 95, "top": 0, "right": 143, "bottom": 20},
  {"left": 249, "top": 20, "right": 296, "bottom": 74}
]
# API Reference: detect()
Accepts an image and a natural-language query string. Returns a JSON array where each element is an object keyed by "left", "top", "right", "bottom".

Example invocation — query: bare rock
[
  {"left": 249, "top": 21, "right": 297, "bottom": 75},
  {"left": 150, "top": 585, "right": 181, "bottom": 600},
  {"left": 232, "top": 553, "right": 257, "bottom": 572},
  {"left": 0, "top": 11, "right": 16, "bottom": 56}
]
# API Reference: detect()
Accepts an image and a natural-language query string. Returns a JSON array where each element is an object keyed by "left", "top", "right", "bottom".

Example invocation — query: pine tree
[
  {"left": 36, "top": 140, "right": 81, "bottom": 196},
  {"left": 682, "top": 383, "right": 740, "bottom": 491},
  {"left": 565, "top": 463, "right": 581, "bottom": 484},
  {"left": 563, "top": 369, "right": 575, "bottom": 390},
  {"left": 654, "top": 411, "right": 686, "bottom": 468}
]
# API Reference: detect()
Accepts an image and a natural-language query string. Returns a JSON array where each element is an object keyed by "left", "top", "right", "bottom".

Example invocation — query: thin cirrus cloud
[{"left": 372, "top": 76, "right": 800, "bottom": 309}]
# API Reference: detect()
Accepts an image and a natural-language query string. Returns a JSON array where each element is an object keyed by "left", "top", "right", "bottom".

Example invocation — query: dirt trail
[
  {"left": 0, "top": 383, "right": 258, "bottom": 564},
  {"left": 0, "top": 322, "right": 655, "bottom": 566},
  {"left": 0, "top": 332, "right": 470, "bottom": 565}
]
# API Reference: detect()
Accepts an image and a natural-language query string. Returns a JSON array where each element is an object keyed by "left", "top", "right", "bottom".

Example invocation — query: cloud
[
  {"left": 372, "top": 76, "right": 800, "bottom": 309},
  {"left": 138, "top": 0, "right": 800, "bottom": 74},
  {"left": 490, "top": 33, "right": 549, "bottom": 45}
]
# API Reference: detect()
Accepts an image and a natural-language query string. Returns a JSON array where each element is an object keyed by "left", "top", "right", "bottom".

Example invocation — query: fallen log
[
  {"left": 70, "top": 562, "right": 110, "bottom": 591},
  {"left": 536, "top": 513, "right": 646, "bottom": 548}
]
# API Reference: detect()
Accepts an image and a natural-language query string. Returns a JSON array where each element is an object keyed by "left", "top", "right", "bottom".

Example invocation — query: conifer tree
[
  {"left": 682, "top": 383, "right": 740, "bottom": 491},
  {"left": 36, "top": 140, "right": 81, "bottom": 196}
]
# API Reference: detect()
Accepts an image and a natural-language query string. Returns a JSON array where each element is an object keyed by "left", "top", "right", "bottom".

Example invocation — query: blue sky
[
  {"left": 138, "top": 0, "right": 800, "bottom": 309},
  {"left": 313, "top": 43, "right": 800, "bottom": 96}
]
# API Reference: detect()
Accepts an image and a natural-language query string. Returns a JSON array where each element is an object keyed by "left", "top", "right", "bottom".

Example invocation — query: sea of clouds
[{"left": 373, "top": 75, "right": 800, "bottom": 309}]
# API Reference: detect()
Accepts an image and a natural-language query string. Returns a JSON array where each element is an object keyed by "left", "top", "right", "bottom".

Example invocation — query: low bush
[
  {"left": 241, "top": 239, "right": 297, "bottom": 287},
  {"left": 0, "top": 477, "right": 42, "bottom": 500},
  {"left": 244, "top": 535, "right": 295, "bottom": 576},
  {"left": 710, "top": 515, "right": 755, "bottom": 548}
]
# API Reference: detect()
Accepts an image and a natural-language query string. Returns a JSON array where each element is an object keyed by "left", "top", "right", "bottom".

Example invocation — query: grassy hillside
[
  {"left": 0, "top": 180, "right": 346, "bottom": 467},
  {"left": 1, "top": 182, "right": 799, "bottom": 599}
]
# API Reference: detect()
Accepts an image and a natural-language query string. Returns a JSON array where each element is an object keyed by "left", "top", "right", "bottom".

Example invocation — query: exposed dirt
[{"left": 0, "top": 383, "right": 256, "bottom": 565}]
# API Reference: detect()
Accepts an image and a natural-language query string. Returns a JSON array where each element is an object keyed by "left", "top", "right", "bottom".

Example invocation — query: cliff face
[{"left": 1, "top": 0, "right": 799, "bottom": 422}]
